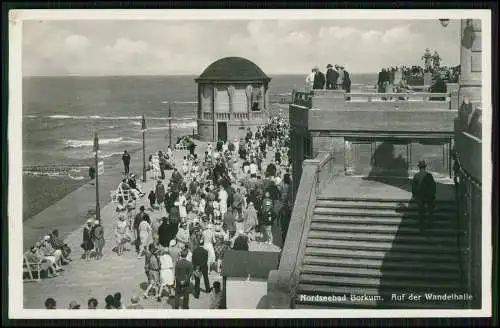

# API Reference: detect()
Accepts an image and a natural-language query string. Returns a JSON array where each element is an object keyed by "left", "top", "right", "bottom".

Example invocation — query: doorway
[{"left": 217, "top": 122, "right": 228, "bottom": 142}]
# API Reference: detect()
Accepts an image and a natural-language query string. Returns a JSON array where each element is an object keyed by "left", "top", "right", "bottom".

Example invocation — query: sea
[{"left": 22, "top": 74, "right": 377, "bottom": 179}]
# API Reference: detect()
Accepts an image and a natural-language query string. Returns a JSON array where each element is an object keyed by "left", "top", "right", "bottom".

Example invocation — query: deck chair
[{"left": 23, "top": 255, "right": 43, "bottom": 282}]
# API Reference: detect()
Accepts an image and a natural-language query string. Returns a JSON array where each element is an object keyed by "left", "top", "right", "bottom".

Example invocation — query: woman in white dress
[
  {"left": 158, "top": 248, "right": 174, "bottom": 297},
  {"left": 114, "top": 214, "right": 131, "bottom": 256},
  {"left": 213, "top": 200, "right": 220, "bottom": 222},
  {"left": 137, "top": 219, "right": 152, "bottom": 259},
  {"left": 176, "top": 190, "right": 187, "bottom": 219},
  {"left": 202, "top": 223, "right": 216, "bottom": 272},
  {"left": 182, "top": 157, "right": 190, "bottom": 175}
]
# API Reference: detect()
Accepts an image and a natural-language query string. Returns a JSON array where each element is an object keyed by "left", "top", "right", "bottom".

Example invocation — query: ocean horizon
[{"left": 22, "top": 74, "right": 378, "bottom": 172}]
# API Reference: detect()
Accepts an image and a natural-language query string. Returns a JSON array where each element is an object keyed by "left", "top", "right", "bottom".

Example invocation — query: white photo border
[{"left": 8, "top": 9, "right": 493, "bottom": 319}]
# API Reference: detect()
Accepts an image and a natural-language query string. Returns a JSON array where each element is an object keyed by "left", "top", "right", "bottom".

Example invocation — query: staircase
[{"left": 294, "top": 196, "right": 466, "bottom": 309}]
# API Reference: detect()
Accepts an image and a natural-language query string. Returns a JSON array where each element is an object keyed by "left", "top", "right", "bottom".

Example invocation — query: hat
[
  {"left": 87, "top": 218, "right": 93, "bottom": 224},
  {"left": 94, "top": 220, "right": 100, "bottom": 225},
  {"left": 68, "top": 301, "right": 80, "bottom": 309},
  {"left": 130, "top": 295, "right": 140, "bottom": 304},
  {"left": 334, "top": 64, "right": 340, "bottom": 68},
  {"left": 169, "top": 239, "right": 177, "bottom": 247},
  {"left": 43, "top": 235, "right": 50, "bottom": 241},
  {"left": 327, "top": 64, "right": 333, "bottom": 68},
  {"left": 418, "top": 160, "right": 427, "bottom": 168}
]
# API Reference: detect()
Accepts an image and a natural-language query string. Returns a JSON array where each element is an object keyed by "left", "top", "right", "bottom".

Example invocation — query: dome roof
[{"left": 195, "top": 57, "right": 271, "bottom": 83}]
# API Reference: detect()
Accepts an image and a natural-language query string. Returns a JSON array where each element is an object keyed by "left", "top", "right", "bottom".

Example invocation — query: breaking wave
[
  {"left": 63, "top": 137, "right": 141, "bottom": 149},
  {"left": 37, "top": 115, "right": 196, "bottom": 121}
]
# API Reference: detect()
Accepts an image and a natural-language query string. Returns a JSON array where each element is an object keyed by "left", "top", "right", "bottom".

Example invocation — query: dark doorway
[{"left": 217, "top": 122, "right": 228, "bottom": 142}]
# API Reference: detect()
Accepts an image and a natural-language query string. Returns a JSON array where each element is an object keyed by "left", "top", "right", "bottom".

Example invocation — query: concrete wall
[
  {"left": 226, "top": 278, "right": 268, "bottom": 309},
  {"left": 308, "top": 110, "right": 456, "bottom": 133}
]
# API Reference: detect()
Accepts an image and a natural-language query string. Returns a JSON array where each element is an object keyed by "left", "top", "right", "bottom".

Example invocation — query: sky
[{"left": 22, "top": 19, "right": 461, "bottom": 76}]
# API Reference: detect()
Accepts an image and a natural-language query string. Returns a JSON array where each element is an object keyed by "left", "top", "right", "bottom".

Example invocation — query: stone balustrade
[
  {"left": 201, "top": 111, "right": 265, "bottom": 121},
  {"left": 266, "top": 151, "right": 335, "bottom": 309}
]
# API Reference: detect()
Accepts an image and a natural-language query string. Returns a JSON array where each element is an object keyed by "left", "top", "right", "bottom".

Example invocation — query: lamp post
[
  {"left": 93, "top": 132, "right": 101, "bottom": 221},
  {"left": 141, "top": 115, "right": 147, "bottom": 183},
  {"left": 169, "top": 103, "right": 173, "bottom": 147}
]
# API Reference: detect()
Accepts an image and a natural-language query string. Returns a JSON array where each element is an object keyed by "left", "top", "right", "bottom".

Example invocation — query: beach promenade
[{"left": 23, "top": 138, "right": 282, "bottom": 309}]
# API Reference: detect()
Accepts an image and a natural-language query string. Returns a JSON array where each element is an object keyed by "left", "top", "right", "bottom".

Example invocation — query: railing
[
  {"left": 267, "top": 151, "right": 334, "bottom": 308},
  {"left": 290, "top": 90, "right": 451, "bottom": 109},
  {"left": 201, "top": 111, "right": 266, "bottom": 121},
  {"left": 346, "top": 92, "right": 450, "bottom": 102},
  {"left": 291, "top": 91, "right": 313, "bottom": 108},
  {"left": 232, "top": 113, "right": 249, "bottom": 120}
]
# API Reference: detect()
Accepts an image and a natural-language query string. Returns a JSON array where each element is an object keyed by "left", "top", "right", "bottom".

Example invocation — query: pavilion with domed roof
[{"left": 195, "top": 57, "right": 271, "bottom": 142}]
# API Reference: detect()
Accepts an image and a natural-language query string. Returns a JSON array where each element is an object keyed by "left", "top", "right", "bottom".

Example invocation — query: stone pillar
[
  {"left": 423, "top": 72, "right": 432, "bottom": 86},
  {"left": 245, "top": 85, "right": 253, "bottom": 112},
  {"left": 457, "top": 18, "right": 482, "bottom": 310},
  {"left": 447, "top": 83, "right": 459, "bottom": 110},
  {"left": 227, "top": 85, "right": 235, "bottom": 115},
  {"left": 344, "top": 139, "right": 354, "bottom": 175},
  {"left": 213, "top": 86, "right": 218, "bottom": 142},
  {"left": 266, "top": 270, "right": 292, "bottom": 309},
  {"left": 459, "top": 19, "right": 482, "bottom": 107}
]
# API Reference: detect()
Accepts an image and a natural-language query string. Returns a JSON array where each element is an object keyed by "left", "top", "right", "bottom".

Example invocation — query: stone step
[
  {"left": 304, "top": 247, "right": 459, "bottom": 263},
  {"left": 298, "top": 273, "right": 461, "bottom": 290},
  {"left": 313, "top": 207, "right": 456, "bottom": 219},
  {"left": 314, "top": 200, "right": 456, "bottom": 212},
  {"left": 301, "top": 264, "right": 460, "bottom": 281},
  {"left": 307, "top": 230, "right": 457, "bottom": 245},
  {"left": 305, "top": 238, "right": 458, "bottom": 254},
  {"left": 312, "top": 215, "right": 456, "bottom": 227},
  {"left": 310, "top": 222, "right": 458, "bottom": 236},
  {"left": 302, "top": 255, "right": 459, "bottom": 272},
  {"left": 316, "top": 196, "right": 456, "bottom": 205}
]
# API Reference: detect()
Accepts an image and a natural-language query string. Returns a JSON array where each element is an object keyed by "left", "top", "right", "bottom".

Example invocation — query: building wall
[
  {"left": 197, "top": 81, "right": 269, "bottom": 142},
  {"left": 226, "top": 278, "right": 268, "bottom": 309},
  {"left": 197, "top": 118, "right": 267, "bottom": 142}
]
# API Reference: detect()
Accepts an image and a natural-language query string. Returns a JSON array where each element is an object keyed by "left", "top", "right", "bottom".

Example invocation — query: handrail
[{"left": 267, "top": 151, "right": 334, "bottom": 308}]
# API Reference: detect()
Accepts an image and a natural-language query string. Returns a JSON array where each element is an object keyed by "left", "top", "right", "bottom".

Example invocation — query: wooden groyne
[{"left": 23, "top": 164, "right": 90, "bottom": 175}]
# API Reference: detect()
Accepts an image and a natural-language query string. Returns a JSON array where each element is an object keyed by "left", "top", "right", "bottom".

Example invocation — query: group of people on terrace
[
  {"left": 305, "top": 64, "right": 352, "bottom": 93},
  {"left": 24, "top": 229, "right": 72, "bottom": 278},
  {"left": 39, "top": 114, "right": 292, "bottom": 310}
]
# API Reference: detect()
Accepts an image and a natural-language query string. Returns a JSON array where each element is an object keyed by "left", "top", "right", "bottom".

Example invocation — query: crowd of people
[
  {"left": 305, "top": 64, "right": 352, "bottom": 93},
  {"left": 38, "top": 114, "right": 292, "bottom": 310}
]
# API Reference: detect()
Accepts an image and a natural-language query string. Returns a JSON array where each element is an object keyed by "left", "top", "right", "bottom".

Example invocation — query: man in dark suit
[
  {"left": 122, "top": 150, "right": 131, "bottom": 175},
  {"left": 313, "top": 66, "right": 326, "bottom": 90},
  {"left": 325, "top": 64, "right": 339, "bottom": 90},
  {"left": 412, "top": 160, "right": 437, "bottom": 232},
  {"left": 163, "top": 185, "right": 178, "bottom": 215},
  {"left": 192, "top": 240, "right": 211, "bottom": 298},
  {"left": 341, "top": 65, "right": 352, "bottom": 100},
  {"left": 174, "top": 248, "right": 193, "bottom": 309}
]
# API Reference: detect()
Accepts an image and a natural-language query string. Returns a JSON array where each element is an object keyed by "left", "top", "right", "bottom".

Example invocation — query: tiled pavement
[{"left": 23, "top": 140, "right": 282, "bottom": 309}]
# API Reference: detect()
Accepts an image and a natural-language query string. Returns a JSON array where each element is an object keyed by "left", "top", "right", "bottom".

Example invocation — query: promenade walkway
[{"left": 23, "top": 139, "right": 282, "bottom": 309}]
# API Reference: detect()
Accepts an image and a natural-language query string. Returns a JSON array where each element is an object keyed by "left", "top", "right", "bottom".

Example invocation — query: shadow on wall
[
  {"left": 365, "top": 142, "right": 410, "bottom": 192},
  {"left": 368, "top": 142, "right": 409, "bottom": 178}
]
